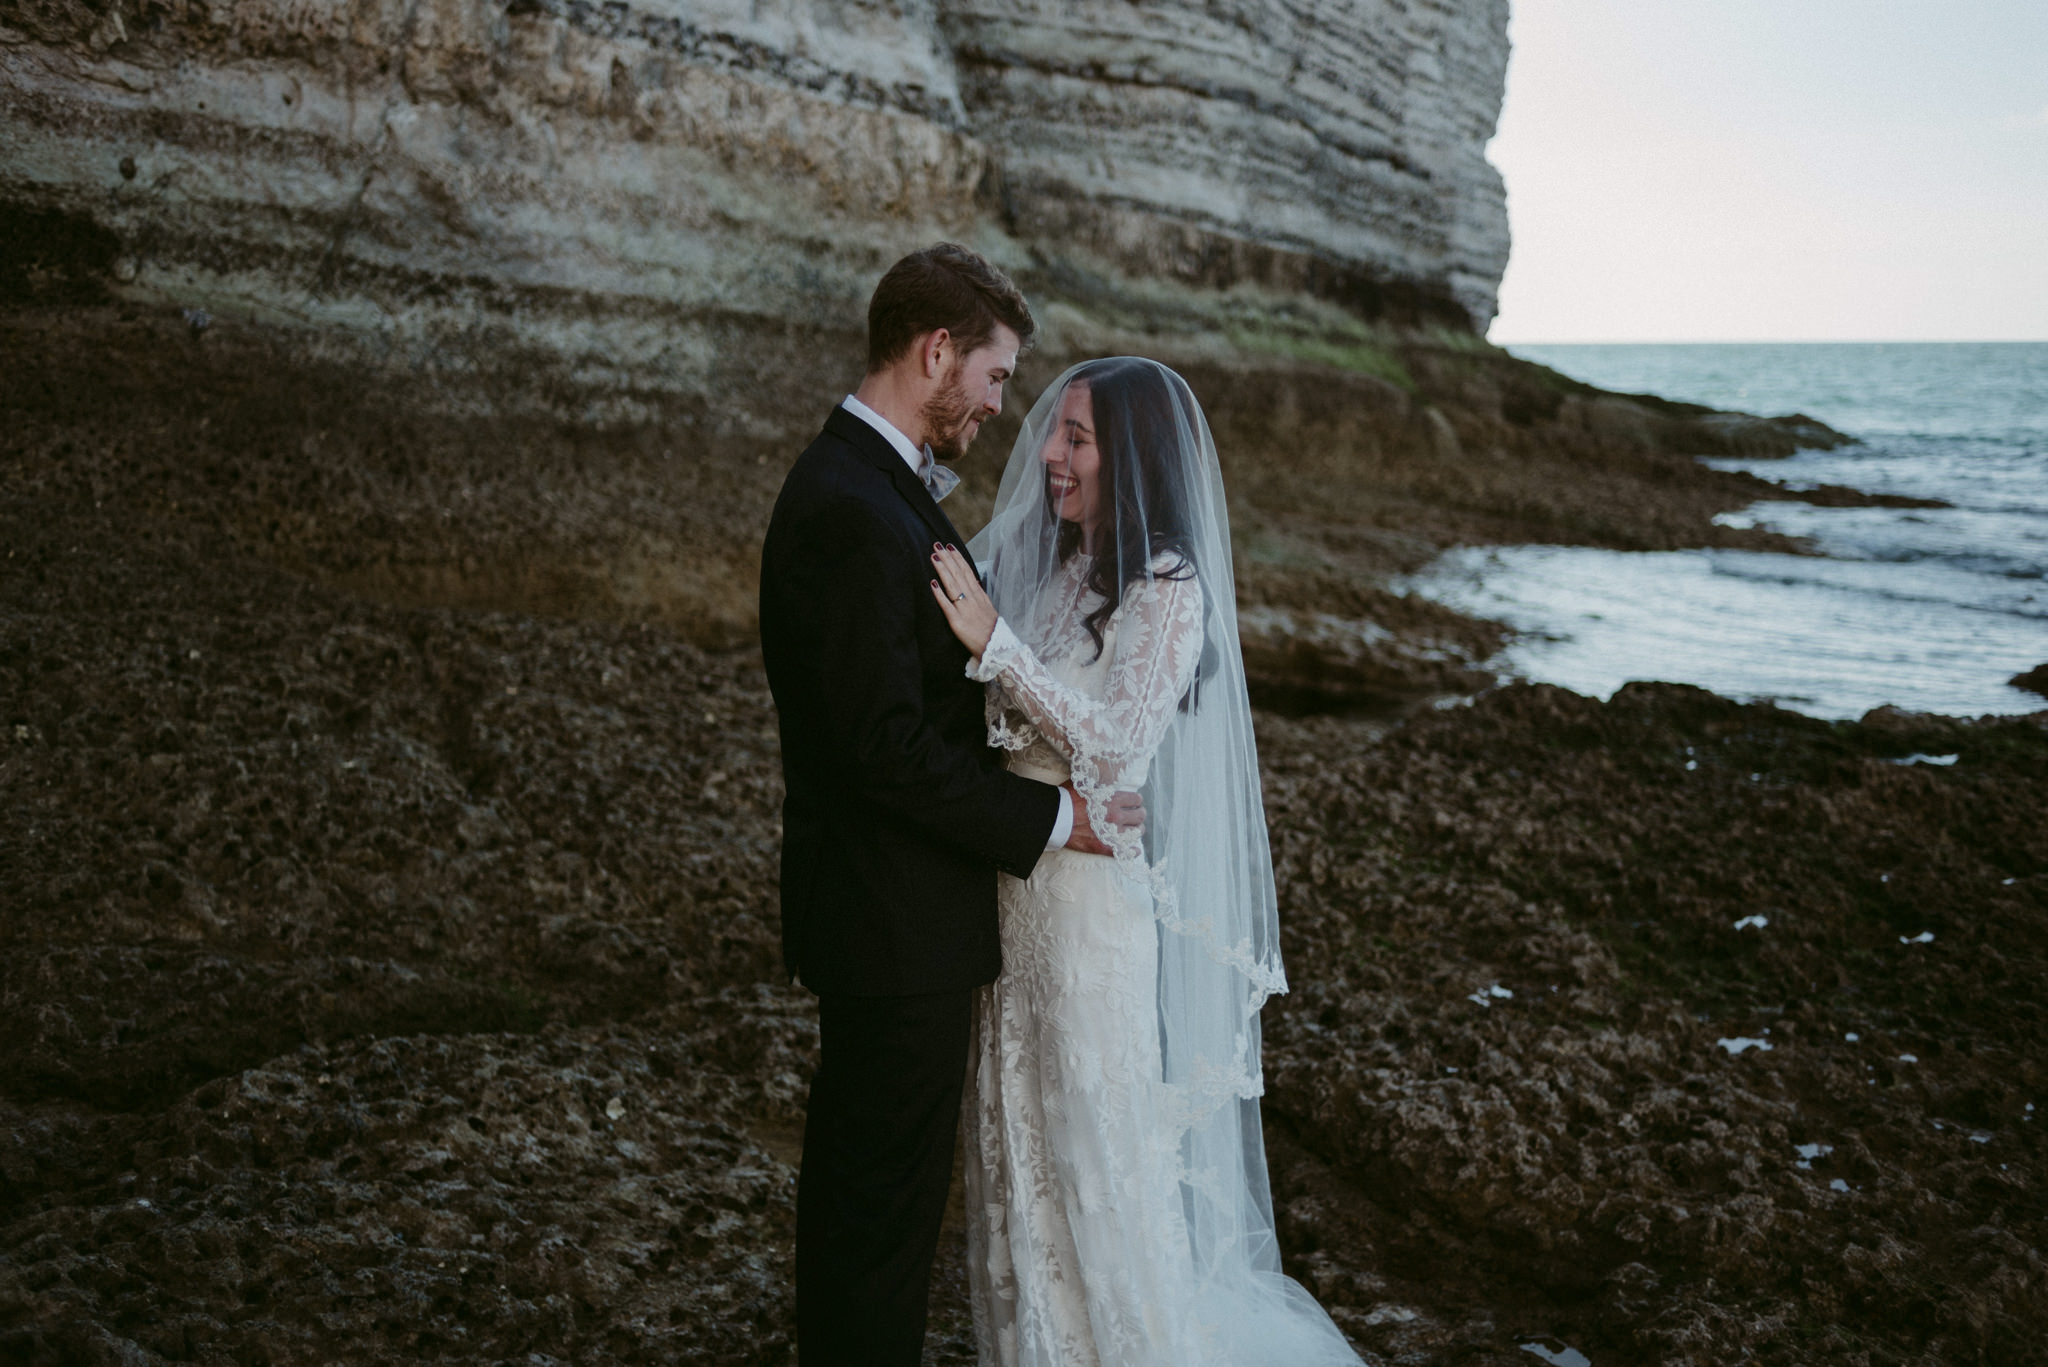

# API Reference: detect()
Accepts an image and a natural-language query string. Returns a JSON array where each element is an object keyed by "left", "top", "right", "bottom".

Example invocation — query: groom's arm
[{"left": 795, "top": 506, "right": 1060, "bottom": 876}]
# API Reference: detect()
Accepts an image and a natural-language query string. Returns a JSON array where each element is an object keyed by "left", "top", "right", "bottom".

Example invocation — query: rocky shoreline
[{"left": 3, "top": 302, "right": 2042, "bottom": 1365}]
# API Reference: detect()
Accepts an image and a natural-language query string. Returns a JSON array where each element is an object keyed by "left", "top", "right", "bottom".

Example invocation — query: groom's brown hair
[{"left": 866, "top": 243, "right": 1036, "bottom": 373}]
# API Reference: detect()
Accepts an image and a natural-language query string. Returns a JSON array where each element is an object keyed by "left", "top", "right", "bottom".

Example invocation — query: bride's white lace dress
[
  {"left": 961, "top": 551, "right": 1219, "bottom": 1366},
  {"left": 960, "top": 357, "right": 1363, "bottom": 1367}
]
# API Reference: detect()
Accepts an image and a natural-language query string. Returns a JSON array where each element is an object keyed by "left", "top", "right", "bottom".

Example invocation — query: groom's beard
[{"left": 920, "top": 364, "right": 985, "bottom": 462}]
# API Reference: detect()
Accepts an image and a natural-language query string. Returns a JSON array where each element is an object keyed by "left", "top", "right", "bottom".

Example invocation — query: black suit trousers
[{"left": 796, "top": 989, "right": 973, "bottom": 1366}]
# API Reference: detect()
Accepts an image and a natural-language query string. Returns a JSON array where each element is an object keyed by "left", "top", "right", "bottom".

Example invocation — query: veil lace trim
[{"left": 959, "top": 358, "right": 1362, "bottom": 1365}]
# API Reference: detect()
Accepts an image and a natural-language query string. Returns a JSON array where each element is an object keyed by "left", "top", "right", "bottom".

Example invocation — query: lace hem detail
[{"left": 975, "top": 619, "right": 1044, "bottom": 752}]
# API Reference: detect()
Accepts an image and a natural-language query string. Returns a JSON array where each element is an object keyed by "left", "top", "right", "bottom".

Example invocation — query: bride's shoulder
[
  {"left": 1141, "top": 546, "right": 1199, "bottom": 583},
  {"left": 1133, "top": 549, "right": 1202, "bottom": 615}
]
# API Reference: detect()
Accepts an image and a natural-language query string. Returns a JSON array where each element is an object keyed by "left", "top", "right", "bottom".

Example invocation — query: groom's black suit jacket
[{"left": 759, "top": 406, "right": 1061, "bottom": 997}]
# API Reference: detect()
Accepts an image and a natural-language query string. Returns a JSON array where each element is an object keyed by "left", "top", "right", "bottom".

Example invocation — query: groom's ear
[{"left": 920, "top": 328, "right": 953, "bottom": 380}]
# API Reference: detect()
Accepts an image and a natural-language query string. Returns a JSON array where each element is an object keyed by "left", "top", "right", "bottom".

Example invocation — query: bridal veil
[{"left": 969, "top": 358, "right": 1361, "bottom": 1362}]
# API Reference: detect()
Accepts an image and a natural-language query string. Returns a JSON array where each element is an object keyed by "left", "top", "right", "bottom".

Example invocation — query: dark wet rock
[
  {"left": 2011, "top": 664, "right": 2048, "bottom": 700},
  {"left": 1687, "top": 408, "right": 1856, "bottom": 457},
  {"left": 5, "top": 303, "right": 2041, "bottom": 1365},
  {"left": 1257, "top": 683, "right": 2048, "bottom": 1365},
  {"left": 0, "top": 993, "right": 818, "bottom": 1366},
  {"left": 1771, "top": 481, "right": 1949, "bottom": 510},
  {"left": 1234, "top": 572, "right": 1506, "bottom": 713}
]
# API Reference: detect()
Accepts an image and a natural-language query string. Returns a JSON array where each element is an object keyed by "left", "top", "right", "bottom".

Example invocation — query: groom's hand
[{"left": 1063, "top": 784, "right": 1145, "bottom": 855}]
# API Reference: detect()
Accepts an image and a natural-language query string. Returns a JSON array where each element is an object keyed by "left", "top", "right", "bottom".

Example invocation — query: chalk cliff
[
  {"left": 945, "top": 0, "right": 1511, "bottom": 328},
  {"left": 2, "top": 0, "right": 1510, "bottom": 401}
]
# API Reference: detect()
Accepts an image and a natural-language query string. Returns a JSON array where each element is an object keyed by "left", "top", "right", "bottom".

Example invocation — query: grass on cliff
[{"left": 1225, "top": 324, "right": 1416, "bottom": 392}]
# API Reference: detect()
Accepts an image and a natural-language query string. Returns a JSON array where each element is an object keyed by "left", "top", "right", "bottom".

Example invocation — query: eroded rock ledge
[
  {"left": 3, "top": 0, "right": 1510, "bottom": 397},
  {"left": 0, "top": 303, "right": 1852, "bottom": 712}
]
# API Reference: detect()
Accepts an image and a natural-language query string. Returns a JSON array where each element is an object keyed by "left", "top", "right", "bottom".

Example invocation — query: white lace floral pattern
[
  {"left": 972, "top": 552, "right": 1204, "bottom": 803},
  {"left": 961, "top": 554, "right": 1220, "bottom": 1366}
]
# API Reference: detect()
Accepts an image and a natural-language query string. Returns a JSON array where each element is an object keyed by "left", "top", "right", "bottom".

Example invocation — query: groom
[{"left": 759, "top": 244, "right": 1115, "bottom": 1364}]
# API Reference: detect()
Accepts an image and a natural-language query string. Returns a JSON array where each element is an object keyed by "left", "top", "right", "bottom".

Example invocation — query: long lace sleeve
[{"left": 969, "top": 568, "right": 1204, "bottom": 793}]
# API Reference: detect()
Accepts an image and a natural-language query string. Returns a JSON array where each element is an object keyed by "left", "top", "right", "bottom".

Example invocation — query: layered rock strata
[
  {"left": 2, "top": 0, "right": 1510, "bottom": 405},
  {"left": 943, "top": 0, "right": 1511, "bottom": 327}
]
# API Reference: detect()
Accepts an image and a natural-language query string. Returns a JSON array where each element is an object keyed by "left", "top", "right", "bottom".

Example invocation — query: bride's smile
[{"left": 1040, "top": 381, "right": 1103, "bottom": 537}]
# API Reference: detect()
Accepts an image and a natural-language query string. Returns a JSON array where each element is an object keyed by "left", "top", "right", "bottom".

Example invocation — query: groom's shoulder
[
  {"left": 771, "top": 416, "right": 906, "bottom": 536},
  {"left": 790, "top": 417, "right": 852, "bottom": 475},
  {"left": 796, "top": 407, "right": 891, "bottom": 474}
]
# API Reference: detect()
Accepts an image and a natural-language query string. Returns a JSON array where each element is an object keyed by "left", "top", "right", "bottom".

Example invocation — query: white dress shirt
[
  {"left": 841, "top": 393, "right": 931, "bottom": 481},
  {"left": 839, "top": 395, "right": 1075, "bottom": 852}
]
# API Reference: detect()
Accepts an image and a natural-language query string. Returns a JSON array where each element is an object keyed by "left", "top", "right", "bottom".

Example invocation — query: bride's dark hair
[{"left": 1050, "top": 358, "right": 1201, "bottom": 671}]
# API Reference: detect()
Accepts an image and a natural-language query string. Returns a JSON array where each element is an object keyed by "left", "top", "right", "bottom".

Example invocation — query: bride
[{"left": 927, "top": 358, "right": 1363, "bottom": 1366}]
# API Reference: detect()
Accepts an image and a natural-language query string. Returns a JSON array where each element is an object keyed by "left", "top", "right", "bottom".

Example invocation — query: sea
[{"left": 1403, "top": 342, "right": 2048, "bottom": 720}]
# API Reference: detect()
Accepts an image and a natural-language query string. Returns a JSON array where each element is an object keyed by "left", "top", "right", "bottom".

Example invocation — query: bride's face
[{"left": 1041, "top": 382, "right": 1104, "bottom": 537}]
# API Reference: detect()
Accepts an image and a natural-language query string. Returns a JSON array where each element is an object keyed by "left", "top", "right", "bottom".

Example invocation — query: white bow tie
[{"left": 917, "top": 445, "right": 961, "bottom": 502}]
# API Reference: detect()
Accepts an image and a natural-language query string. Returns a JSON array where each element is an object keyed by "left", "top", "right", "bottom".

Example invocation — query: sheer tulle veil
[{"left": 969, "top": 358, "right": 1359, "bottom": 1361}]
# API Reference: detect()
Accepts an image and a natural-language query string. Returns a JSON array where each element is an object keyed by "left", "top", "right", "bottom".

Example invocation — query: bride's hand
[{"left": 930, "top": 544, "right": 998, "bottom": 658}]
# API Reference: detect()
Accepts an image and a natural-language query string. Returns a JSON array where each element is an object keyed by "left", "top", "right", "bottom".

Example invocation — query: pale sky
[{"left": 1487, "top": 0, "right": 2048, "bottom": 343}]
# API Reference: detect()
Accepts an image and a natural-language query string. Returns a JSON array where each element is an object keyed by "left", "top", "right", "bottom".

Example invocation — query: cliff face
[
  {"left": 945, "top": 0, "right": 1510, "bottom": 329},
  {"left": 1, "top": 0, "right": 1509, "bottom": 401}
]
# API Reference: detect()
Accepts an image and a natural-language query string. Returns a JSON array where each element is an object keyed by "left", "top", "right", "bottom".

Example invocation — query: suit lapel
[
  {"left": 823, "top": 406, "right": 972, "bottom": 560},
  {"left": 888, "top": 466, "right": 968, "bottom": 552}
]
